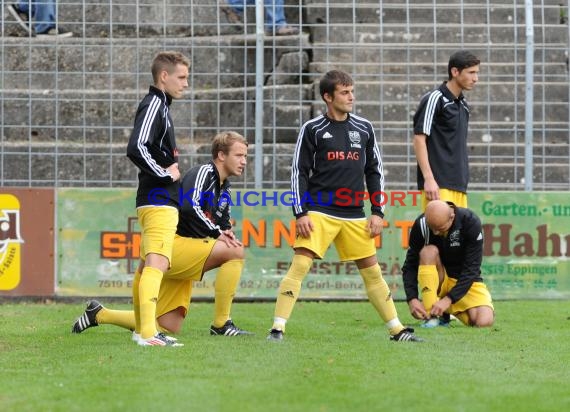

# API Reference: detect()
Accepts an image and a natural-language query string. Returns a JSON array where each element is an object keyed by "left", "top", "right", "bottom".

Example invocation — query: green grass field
[{"left": 1, "top": 300, "right": 569, "bottom": 412}]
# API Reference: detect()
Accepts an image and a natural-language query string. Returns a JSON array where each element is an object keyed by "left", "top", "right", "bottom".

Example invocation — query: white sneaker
[
  {"left": 36, "top": 27, "right": 73, "bottom": 39},
  {"left": 137, "top": 332, "right": 183, "bottom": 347},
  {"left": 420, "top": 318, "right": 441, "bottom": 328},
  {"left": 133, "top": 331, "right": 177, "bottom": 343}
]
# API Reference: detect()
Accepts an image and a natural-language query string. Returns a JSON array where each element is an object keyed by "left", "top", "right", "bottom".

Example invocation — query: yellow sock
[
  {"left": 360, "top": 264, "right": 403, "bottom": 335},
  {"left": 272, "top": 254, "right": 312, "bottom": 330},
  {"left": 157, "top": 323, "right": 175, "bottom": 334},
  {"left": 213, "top": 259, "right": 244, "bottom": 328},
  {"left": 97, "top": 308, "right": 136, "bottom": 330},
  {"left": 139, "top": 266, "right": 163, "bottom": 339},
  {"left": 454, "top": 311, "right": 471, "bottom": 326},
  {"left": 132, "top": 268, "right": 141, "bottom": 334},
  {"left": 418, "top": 265, "right": 439, "bottom": 314}
]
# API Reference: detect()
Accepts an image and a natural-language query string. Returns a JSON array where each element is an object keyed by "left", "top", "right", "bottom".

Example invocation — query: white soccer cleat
[{"left": 137, "top": 332, "right": 183, "bottom": 347}]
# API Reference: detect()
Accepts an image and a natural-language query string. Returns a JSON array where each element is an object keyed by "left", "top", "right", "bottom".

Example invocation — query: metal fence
[{"left": 1, "top": 0, "right": 569, "bottom": 190}]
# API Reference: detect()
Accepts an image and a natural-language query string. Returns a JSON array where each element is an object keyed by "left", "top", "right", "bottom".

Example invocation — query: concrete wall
[{"left": 1, "top": 0, "right": 568, "bottom": 189}]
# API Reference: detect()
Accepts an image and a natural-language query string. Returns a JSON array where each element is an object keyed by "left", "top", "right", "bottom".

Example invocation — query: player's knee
[
  {"left": 157, "top": 308, "right": 185, "bottom": 334},
  {"left": 233, "top": 245, "right": 245, "bottom": 260},
  {"left": 163, "top": 323, "right": 182, "bottom": 334},
  {"left": 419, "top": 245, "right": 439, "bottom": 264},
  {"left": 223, "top": 246, "right": 244, "bottom": 263},
  {"left": 470, "top": 307, "right": 494, "bottom": 327},
  {"left": 472, "top": 318, "right": 494, "bottom": 327}
]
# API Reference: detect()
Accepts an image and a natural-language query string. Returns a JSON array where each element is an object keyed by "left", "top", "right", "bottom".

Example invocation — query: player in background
[
  {"left": 126, "top": 51, "right": 190, "bottom": 346},
  {"left": 413, "top": 50, "right": 480, "bottom": 211},
  {"left": 73, "top": 132, "right": 252, "bottom": 339},
  {"left": 402, "top": 200, "right": 494, "bottom": 327},
  {"left": 267, "top": 70, "right": 423, "bottom": 342}
]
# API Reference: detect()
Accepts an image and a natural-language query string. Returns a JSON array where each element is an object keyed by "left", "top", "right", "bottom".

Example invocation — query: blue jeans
[
  {"left": 17, "top": 1, "right": 56, "bottom": 34},
  {"left": 227, "top": 0, "right": 287, "bottom": 30}
]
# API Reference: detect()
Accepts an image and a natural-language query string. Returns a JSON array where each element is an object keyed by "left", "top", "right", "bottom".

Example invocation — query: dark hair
[
  {"left": 447, "top": 50, "right": 480, "bottom": 80},
  {"left": 319, "top": 70, "right": 354, "bottom": 100},
  {"left": 151, "top": 51, "right": 191, "bottom": 84},
  {"left": 211, "top": 131, "right": 248, "bottom": 159}
]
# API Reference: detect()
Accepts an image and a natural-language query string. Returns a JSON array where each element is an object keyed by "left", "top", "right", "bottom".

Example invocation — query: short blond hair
[
  {"left": 151, "top": 51, "right": 191, "bottom": 84},
  {"left": 211, "top": 131, "right": 248, "bottom": 159}
]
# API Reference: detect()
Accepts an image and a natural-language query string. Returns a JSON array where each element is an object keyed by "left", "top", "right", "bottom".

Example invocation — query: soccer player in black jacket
[
  {"left": 73, "top": 132, "right": 252, "bottom": 339},
  {"left": 402, "top": 200, "right": 494, "bottom": 327},
  {"left": 126, "top": 51, "right": 189, "bottom": 346},
  {"left": 413, "top": 50, "right": 480, "bottom": 211},
  {"left": 267, "top": 70, "right": 422, "bottom": 342}
]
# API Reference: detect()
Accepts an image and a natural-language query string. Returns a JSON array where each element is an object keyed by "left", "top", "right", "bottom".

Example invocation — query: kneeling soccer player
[
  {"left": 402, "top": 200, "right": 494, "bottom": 327},
  {"left": 72, "top": 132, "right": 252, "bottom": 343}
]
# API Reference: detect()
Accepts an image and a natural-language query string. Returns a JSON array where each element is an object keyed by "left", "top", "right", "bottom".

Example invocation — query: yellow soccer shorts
[
  {"left": 156, "top": 235, "right": 217, "bottom": 318},
  {"left": 137, "top": 206, "right": 178, "bottom": 264},
  {"left": 439, "top": 274, "right": 494, "bottom": 315},
  {"left": 421, "top": 188, "right": 467, "bottom": 211},
  {"left": 293, "top": 211, "right": 376, "bottom": 261}
]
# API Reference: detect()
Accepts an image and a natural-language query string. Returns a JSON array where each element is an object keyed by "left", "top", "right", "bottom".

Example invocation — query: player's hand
[
  {"left": 408, "top": 298, "right": 429, "bottom": 320},
  {"left": 219, "top": 231, "right": 242, "bottom": 248},
  {"left": 295, "top": 215, "right": 314, "bottom": 238},
  {"left": 367, "top": 215, "right": 384, "bottom": 238},
  {"left": 167, "top": 163, "right": 180, "bottom": 182},
  {"left": 423, "top": 177, "right": 439, "bottom": 201},
  {"left": 430, "top": 296, "right": 452, "bottom": 317}
]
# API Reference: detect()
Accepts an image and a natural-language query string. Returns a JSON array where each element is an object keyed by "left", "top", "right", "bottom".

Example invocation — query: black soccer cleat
[
  {"left": 71, "top": 300, "right": 103, "bottom": 333},
  {"left": 210, "top": 319, "right": 253, "bottom": 336},
  {"left": 266, "top": 328, "right": 284, "bottom": 341},
  {"left": 390, "top": 327, "right": 424, "bottom": 342}
]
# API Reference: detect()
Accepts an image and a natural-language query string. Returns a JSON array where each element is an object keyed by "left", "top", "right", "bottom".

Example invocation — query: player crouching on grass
[
  {"left": 72, "top": 131, "right": 253, "bottom": 341},
  {"left": 402, "top": 200, "right": 494, "bottom": 327}
]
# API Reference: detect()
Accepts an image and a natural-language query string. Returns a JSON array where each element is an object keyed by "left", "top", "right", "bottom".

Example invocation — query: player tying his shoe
[
  {"left": 402, "top": 200, "right": 494, "bottom": 327},
  {"left": 72, "top": 132, "right": 253, "bottom": 342},
  {"left": 267, "top": 70, "right": 422, "bottom": 343}
]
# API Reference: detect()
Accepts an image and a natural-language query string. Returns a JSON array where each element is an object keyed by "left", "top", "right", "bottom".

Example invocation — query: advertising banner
[
  {"left": 0, "top": 188, "right": 55, "bottom": 296},
  {"left": 57, "top": 189, "right": 570, "bottom": 300}
]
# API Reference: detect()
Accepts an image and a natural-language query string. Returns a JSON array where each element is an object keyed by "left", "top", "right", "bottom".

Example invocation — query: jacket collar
[{"left": 149, "top": 85, "right": 172, "bottom": 106}]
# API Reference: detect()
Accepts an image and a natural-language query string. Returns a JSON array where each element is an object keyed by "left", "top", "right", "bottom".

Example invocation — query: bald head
[{"left": 425, "top": 200, "right": 455, "bottom": 235}]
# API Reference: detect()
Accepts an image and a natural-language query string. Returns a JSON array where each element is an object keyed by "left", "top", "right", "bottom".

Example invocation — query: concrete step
[
  {"left": 310, "top": 23, "right": 568, "bottom": 45},
  {"left": 3, "top": 80, "right": 566, "bottom": 145},
  {"left": 304, "top": 2, "right": 564, "bottom": 25},
  {"left": 0, "top": 34, "right": 311, "bottom": 91},
  {"left": 3, "top": 0, "right": 302, "bottom": 38},
  {"left": 4, "top": 1, "right": 564, "bottom": 40},
  {"left": 303, "top": 78, "right": 570, "bottom": 101},
  {"left": 310, "top": 44, "right": 568, "bottom": 69},
  {"left": 309, "top": 60, "right": 569, "bottom": 79},
  {"left": 1, "top": 84, "right": 312, "bottom": 144}
]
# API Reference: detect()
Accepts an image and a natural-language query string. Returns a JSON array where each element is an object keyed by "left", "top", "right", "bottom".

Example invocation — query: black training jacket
[
  {"left": 177, "top": 161, "right": 232, "bottom": 239},
  {"left": 413, "top": 82, "right": 470, "bottom": 193},
  {"left": 127, "top": 86, "right": 179, "bottom": 208},
  {"left": 291, "top": 113, "right": 385, "bottom": 219}
]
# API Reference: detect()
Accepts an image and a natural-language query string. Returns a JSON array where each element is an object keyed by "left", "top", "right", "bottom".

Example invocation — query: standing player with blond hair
[{"left": 126, "top": 51, "right": 190, "bottom": 346}]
